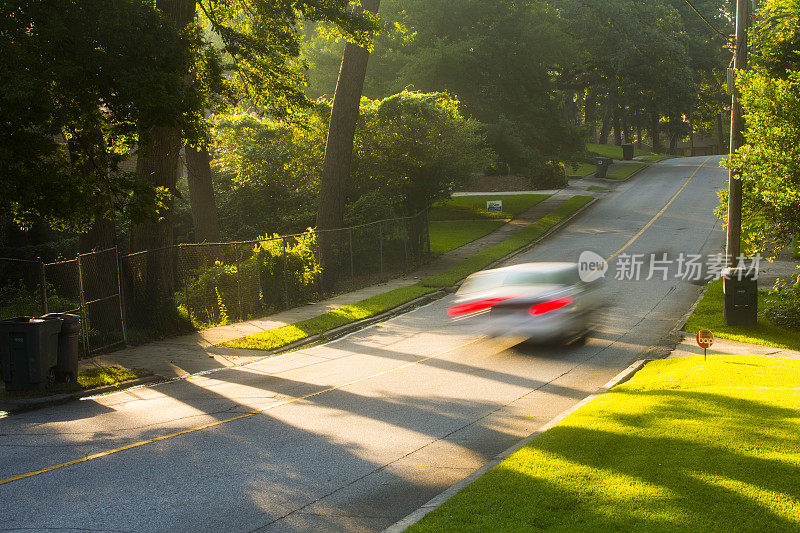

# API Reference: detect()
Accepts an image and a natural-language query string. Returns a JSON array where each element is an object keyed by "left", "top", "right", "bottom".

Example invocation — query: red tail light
[
  {"left": 447, "top": 296, "right": 519, "bottom": 317},
  {"left": 529, "top": 297, "right": 573, "bottom": 316}
]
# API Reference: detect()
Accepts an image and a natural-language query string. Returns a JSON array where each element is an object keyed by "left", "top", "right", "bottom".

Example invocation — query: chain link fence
[{"left": 0, "top": 211, "right": 430, "bottom": 357}]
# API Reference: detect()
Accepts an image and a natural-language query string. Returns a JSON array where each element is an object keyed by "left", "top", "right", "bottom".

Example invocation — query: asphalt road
[{"left": 0, "top": 156, "right": 728, "bottom": 532}]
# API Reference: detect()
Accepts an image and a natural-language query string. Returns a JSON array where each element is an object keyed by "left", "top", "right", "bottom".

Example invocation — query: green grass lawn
[
  {"left": 226, "top": 284, "right": 436, "bottom": 351},
  {"left": 0, "top": 366, "right": 151, "bottom": 400},
  {"left": 411, "top": 355, "right": 800, "bottom": 532},
  {"left": 606, "top": 162, "right": 648, "bottom": 181},
  {"left": 567, "top": 162, "right": 596, "bottom": 177},
  {"left": 429, "top": 194, "right": 550, "bottom": 221},
  {"left": 422, "top": 196, "right": 594, "bottom": 288},
  {"left": 429, "top": 220, "right": 505, "bottom": 254},
  {"left": 587, "top": 185, "right": 608, "bottom": 192},
  {"left": 684, "top": 279, "right": 800, "bottom": 350},
  {"left": 588, "top": 143, "right": 662, "bottom": 160}
]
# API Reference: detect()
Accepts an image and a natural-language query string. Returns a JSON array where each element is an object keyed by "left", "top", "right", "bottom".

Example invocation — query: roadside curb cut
[
  {"left": 382, "top": 358, "right": 650, "bottom": 533},
  {"left": 0, "top": 375, "right": 161, "bottom": 416},
  {"left": 598, "top": 161, "right": 650, "bottom": 183}
]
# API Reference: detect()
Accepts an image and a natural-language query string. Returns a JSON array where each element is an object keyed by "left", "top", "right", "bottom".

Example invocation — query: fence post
[
  {"left": 282, "top": 237, "right": 289, "bottom": 307},
  {"left": 76, "top": 254, "right": 89, "bottom": 357},
  {"left": 402, "top": 218, "right": 409, "bottom": 271},
  {"left": 378, "top": 221, "right": 384, "bottom": 280},
  {"left": 235, "top": 249, "right": 243, "bottom": 321},
  {"left": 39, "top": 259, "right": 48, "bottom": 315},
  {"left": 425, "top": 208, "right": 431, "bottom": 256},
  {"left": 114, "top": 246, "right": 128, "bottom": 346},
  {"left": 349, "top": 228, "right": 355, "bottom": 288}
]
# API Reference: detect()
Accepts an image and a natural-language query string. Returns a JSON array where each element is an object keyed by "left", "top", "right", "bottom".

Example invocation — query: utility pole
[
  {"left": 724, "top": 0, "right": 758, "bottom": 326},
  {"left": 725, "top": 0, "right": 749, "bottom": 266}
]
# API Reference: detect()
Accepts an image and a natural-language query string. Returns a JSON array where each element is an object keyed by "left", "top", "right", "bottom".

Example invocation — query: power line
[{"left": 683, "top": 0, "right": 731, "bottom": 41}]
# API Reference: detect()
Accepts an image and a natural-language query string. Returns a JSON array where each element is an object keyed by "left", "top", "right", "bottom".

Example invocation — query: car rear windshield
[{"left": 458, "top": 267, "right": 579, "bottom": 294}]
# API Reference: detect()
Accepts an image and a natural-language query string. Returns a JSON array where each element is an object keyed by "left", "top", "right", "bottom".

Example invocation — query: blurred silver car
[{"left": 448, "top": 262, "right": 605, "bottom": 344}]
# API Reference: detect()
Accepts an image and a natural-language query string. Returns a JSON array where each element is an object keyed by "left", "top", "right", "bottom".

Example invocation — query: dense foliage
[{"left": 726, "top": 0, "right": 800, "bottom": 254}]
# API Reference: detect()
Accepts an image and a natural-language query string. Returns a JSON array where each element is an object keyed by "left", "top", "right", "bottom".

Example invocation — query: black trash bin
[
  {"left": 41, "top": 313, "right": 81, "bottom": 383},
  {"left": 723, "top": 267, "right": 758, "bottom": 326},
  {"left": 622, "top": 143, "right": 635, "bottom": 161},
  {"left": 593, "top": 156, "right": 612, "bottom": 178},
  {"left": 0, "top": 316, "right": 62, "bottom": 391}
]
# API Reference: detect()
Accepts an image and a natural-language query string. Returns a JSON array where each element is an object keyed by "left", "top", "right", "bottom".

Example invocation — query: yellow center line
[
  {"left": 0, "top": 335, "right": 487, "bottom": 487},
  {"left": 605, "top": 155, "right": 715, "bottom": 263}
]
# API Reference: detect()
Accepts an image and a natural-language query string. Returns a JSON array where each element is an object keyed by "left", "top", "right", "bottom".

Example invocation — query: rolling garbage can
[
  {"left": 593, "top": 156, "right": 612, "bottom": 178},
  {"left": 0, "top": 316, "right": 62, "bottom": 391},
  {"left": 622, "top": 143, "right": 635, "bottom": 160},
  {"left": 41, "top": 313, "right": 81, "bottom": 383},
  {"left": 723, "top": 267, "right": 758, "bottom": 326}
]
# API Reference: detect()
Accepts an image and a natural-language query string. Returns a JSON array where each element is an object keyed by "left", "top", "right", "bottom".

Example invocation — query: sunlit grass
[
  {"left": 429, "top": 220, "right": 505, "bottom": 254},
  {"left": 588, "top": 143, "right": 663, "bottom": 160},
  {"left": 422, "top": 196, "right": 594, "bottom": 287},
  {"left": 411, "top": 355, "right": 800, "bottom": 532},
  {"left": 606, "top": 162, "right": 648, "bottom": 180},
  {"left": 429, "top": 194, "right": 550, "bottom": 221},
  {"left": 0, "top": 366, "right": 151, "bottom": 400},
  {"left": 684, "top": 279, "right": 800, "bottom": 350},
  {"left": 225, "top": 284, "right": 436, "bottom": 351},
  {"left": 567, "top": 162, "right": 596, "bottom": 177}
]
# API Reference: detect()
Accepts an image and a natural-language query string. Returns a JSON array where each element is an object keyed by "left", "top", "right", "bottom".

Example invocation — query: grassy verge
[
  {"left": 587, "top": 185, "right": 608, "bottom": 192},
  {"left": 421, "top": 196, "right": 594, "bottom": 288},
  {"left": 225, "top": 284, "right": 436, "bottom": 351},
  {"left": 429, "top": 220, "right": 505, "bottom": 254},
  {"left": 567, "top": 162, "right": 596, "bottom": 178},
  {"left": 429, "top": 194, "right": 549, "bottom": 221},
  {"left": 410, "top": 355, "right": 800, "bottom": 532},
  {"left": 684, "top": 279, "right": 800, "bottom": 350},
  {"left": 606, "top": 162, "right": 647, "bottom": 180},
  {"left": 588, "top": 142, "right": 662, "bottom": 160},
  {"left": 0, "top": 366, "right": 151, "bottom": 400}
]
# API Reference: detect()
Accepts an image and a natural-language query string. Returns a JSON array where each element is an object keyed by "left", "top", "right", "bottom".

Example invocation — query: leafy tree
[
  {"left": 0, "top": 0, "right": 198, "bottom": 232},
  {"left": 353, "top": 91, "right": 492, "bottom": 214},
  {"left": 304, "top": 0, "right": 584, "bottom": 184},
  {"left": 210, "top": 106, "right": 329, "bottom": 239},
  {"left": 725, "top": 0, "right": 800, "bottom": 254}
]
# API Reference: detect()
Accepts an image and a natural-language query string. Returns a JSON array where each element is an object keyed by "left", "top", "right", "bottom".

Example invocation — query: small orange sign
[{"left": 696, "top": 329, "right": 714, "bottom": 349}]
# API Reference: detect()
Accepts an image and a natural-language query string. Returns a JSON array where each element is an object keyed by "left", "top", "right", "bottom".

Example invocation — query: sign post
[{"left": 696, "top": 329, "right": 714, "bottom": 361}]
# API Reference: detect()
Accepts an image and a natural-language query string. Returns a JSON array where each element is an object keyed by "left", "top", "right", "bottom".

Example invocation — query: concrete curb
[
  {"left": 259, "top": 289, "right": 448, "bottom": 357},
  {"left": 0, "top": 375, "right": 161, "bottom": 415},
  {"left": 382, "top": 358, "right": 650, "bottom": 533}
]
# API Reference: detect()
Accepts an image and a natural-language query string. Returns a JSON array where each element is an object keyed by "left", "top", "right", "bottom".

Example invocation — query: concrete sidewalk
[{"left": 81, "top": 191, "right": 594, "bottom": 379}]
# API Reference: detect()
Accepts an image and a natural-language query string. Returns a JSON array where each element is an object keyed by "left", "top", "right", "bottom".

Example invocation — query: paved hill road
[{"left": 0, "top": 156, "right": 727, "bottom": 532}]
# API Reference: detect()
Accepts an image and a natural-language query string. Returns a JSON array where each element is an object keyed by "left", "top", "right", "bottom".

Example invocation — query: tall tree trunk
[
  {"left": 636, "top": 110, "right": 643, "bottom": 148},
  {"left": 129, "top": 0, "right": 195, "bottom": 316},
  {"left": 186, "top": 144, "right": 220, "bottom": 243},
  {"left": 612, "top": 105, "right": 622, "bottom": 146},
  {"left": 584, "top": 89, "right": 597, "bottom": 142},
  {"left": 563, "top": 91, "right": 577, "bottom": 124},
  {"left": 599, "top": 95, "right": 613, "bottom": 145},
  {"left": 650, "top": 112, "right": 662, "bottom": 153},
  {"left": 316, "top": 0, "right": 381, "bottom": 289}
]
